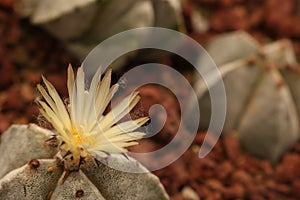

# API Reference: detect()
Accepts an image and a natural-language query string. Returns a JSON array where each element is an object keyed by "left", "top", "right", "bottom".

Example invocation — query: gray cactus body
[
  {"left": 193, "top": 31, "right": 300, "bottom": 163},
  {"left": 0, "top": 124, "right": 169, "bottom": 199}
]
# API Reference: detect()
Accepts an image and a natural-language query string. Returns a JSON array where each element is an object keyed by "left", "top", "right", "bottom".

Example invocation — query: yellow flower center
[
  {"left": 69, "top": 128, "right": 84, "bottom": 147},
  {"left": 75, "top": 135, "right": 82, "bottom": 146}
]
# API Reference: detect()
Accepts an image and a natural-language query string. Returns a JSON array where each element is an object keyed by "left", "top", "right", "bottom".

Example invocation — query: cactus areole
[{"left": 37, "top": 65, "right": 149, "bottom": 173}]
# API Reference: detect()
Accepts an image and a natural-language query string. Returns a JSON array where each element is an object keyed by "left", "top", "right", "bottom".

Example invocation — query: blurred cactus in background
[
  {"left": 191, "top": 31, "right": 300, "bottom": 163},
  {"left": 14, "top": 0, "right": 183, "bottom": 59}
]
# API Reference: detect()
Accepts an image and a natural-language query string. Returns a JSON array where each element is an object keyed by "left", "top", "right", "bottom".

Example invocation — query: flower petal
[
  {"left": 74, "top": 67, "right": 85, "bottom": 125},
  {"left": 104, "top": 117, "right": 149, "bottom": 138},
  {"left": 99, "top": 91, "right": 140, "bottom": 131},
  {"left": 94, "top": 69, "right": 112, "bottom": 116},
  {"left": 41, "top": 76, "right": 71, "bottom": 129}
]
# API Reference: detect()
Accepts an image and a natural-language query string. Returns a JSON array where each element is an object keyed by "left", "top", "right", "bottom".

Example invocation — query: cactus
[
  {"left": 192, "top": 31, "right": 300, "bottom": 163},
  {"left": 14, "top": 0, "right": 183, "bottom": 60},
  {"left": 0, "top": 124, "right": 169, "bottom": 199},
  {"left": 0, "top": 65, "right": 169, "bottom": 199}
]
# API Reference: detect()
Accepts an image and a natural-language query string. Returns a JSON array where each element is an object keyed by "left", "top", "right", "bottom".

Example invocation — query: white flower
[{"left": 37, "top": 65, "right": 148, "bottom": 169}]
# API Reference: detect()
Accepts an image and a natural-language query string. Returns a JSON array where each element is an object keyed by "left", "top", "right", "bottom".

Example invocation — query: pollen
[{"left": 75, "top": 135, "right": 81, "bottom": 146}]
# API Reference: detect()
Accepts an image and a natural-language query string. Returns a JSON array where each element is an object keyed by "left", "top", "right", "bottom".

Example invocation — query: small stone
[
  {"left": 154, "top": 158, "right": 188, "bottom": 195},
  {"left": 231, "top": 170, "right": 252, "bottom": 185},
  {"left": 222, "top": 184, "right": 245, "bottom": 199},
  {"left": 275, "top": 183, "right": 290, "bottom": 195},
  {"left": 260, "top": 160, "right": 273, "bottom": 176},
  {"left": 181, "top": 186, "right": 200, "bottom": 200},
  {"left": 246, "top": 182, "right": 267, "bottom": 200},
  {"left": 193, "top": 157, "right": 216, "bottom": 179},
  {"left": 275, "top": 153, "right": 300, "bottom": 183},
  {"left": 205, "top": 179, "right": 223, "bottom": 191},
  {"left": 20, "top": 83, "right": 35, "bottom": 103},
  {"left": 238, "top": 157, "right": 262, "bottom": 175},
  {"left": 223, "top": 135, "right": 241, "bottom": 161},
  {"left": 215, "top": 161, "right": 233, "bottom": 180}
]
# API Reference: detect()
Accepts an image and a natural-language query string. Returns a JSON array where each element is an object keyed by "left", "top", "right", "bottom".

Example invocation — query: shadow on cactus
[{"left": 0, "top": 66, "right": 169, "bottom": 199}]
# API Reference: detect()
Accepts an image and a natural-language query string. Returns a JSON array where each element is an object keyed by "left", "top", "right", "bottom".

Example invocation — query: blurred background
[{"left": 0, "top": 0, "right": 300, "bottom": 199}]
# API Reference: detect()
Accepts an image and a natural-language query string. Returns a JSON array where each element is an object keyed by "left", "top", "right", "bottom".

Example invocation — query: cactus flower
[{"left": 37, "top": 65, "right": 148, "bottom": 171}]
